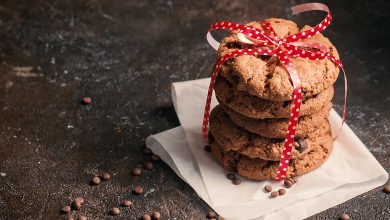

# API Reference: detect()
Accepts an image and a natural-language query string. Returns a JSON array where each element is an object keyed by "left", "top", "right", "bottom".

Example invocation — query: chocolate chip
[
  {"left": 74, "top": 197, "right": 84, "bottom": 204},
  {"left": 91, "top": 176, "right": 100, "bottom": 185},
  {"left": 204, "top": 145, "right": 211, "bottom": 152},
  {"left": 264, "top": 185, "right": 273, "bottom": 192},
  {"left": 284, "top": 179, "right": 293, "bottom": 188},
  {"left": 226, "top": 173, "right": 235, "bottom": 180},
  {"left": 231, "top": 74, "right": 241, "bottom": 85},
  {"left": 340, "top": 213, "right": 350, "bottom": 220},
  {"left": 383, "top": 185, "right": 390, "bottom": 193},
  {"left": 110, "top": 207, "right": 120, "bottom": 215},
  {"left": 296, "top": 139, "right": 308, "bottom": 153},
  {"left": 133, "top": 186, "right": 143, "bottom": 195},
  {"left": 142, "top": 214, "right": 151, "bottom": 220},
  {"left": 82, "top": 97, "right": 92, "bottom": 104},
  {"left": 78, "top": 216, "right": 87, "bottom": 220},
  {"left": 207, "top": 211, "right": 217, "bottom": 218},
  {"left": 121, "top": 200, "right": 133, "bottom": 207},
  {"left": 132, "top": 167, "right": 142, "bottom": 176},
  {"left": 232, "top": 178, "right": 241, "bottom": 185},
  {"left": 101, "top": 172, "right": 111, "bottom": 180},
  {"left": 61, "top": 205, "right": 71, "bottom": 213},
  {"left": 145, "top": 161, "right": 154, "bottom": 170},
  {"left": 72, "top": 200, "right": 82, "bottom": 210},
  {"left": 143, "top": 147, "right": 153, "bottom": 155},
  {"left": 278, "top": 189, "right": 286, "bottom": 195},
  {"left": 152, "top": 211, "right": 161, "bottom": 219},
  {"left": 292, "top": 177, "right": 298, "bottom": 183},
  {"left": 151, "top": 154, "right": 160, "bottom": 161},
  {"left": 270, "top": 191, "right": 279, "bottom": 197},
  {"left": 286, "top": 177, "right": 295, "bottom": 184}
]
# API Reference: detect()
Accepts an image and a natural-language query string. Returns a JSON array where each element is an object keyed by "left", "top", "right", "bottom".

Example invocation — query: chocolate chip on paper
[{"left": 264, "top": 185, "right": 273, "bottom": 192}]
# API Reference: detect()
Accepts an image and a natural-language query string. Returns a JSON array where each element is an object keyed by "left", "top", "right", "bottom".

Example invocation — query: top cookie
[{"left": 217, "top": 18, "right": 340, "bottom": 101}]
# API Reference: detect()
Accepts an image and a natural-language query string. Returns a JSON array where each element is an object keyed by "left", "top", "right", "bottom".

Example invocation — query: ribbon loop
[{"left": 202, "top": 3, "right": 347, "bottom": 181}]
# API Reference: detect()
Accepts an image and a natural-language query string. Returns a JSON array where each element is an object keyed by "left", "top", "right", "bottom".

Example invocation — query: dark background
[{"left": 0, "top": 0, "right": 389, "bottom": 219}]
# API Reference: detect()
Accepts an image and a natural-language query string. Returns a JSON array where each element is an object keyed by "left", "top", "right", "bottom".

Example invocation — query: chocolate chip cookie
[
  {"left": 210, "top": 131, "right": 333, "bottom": 180},
  {"left": 217, "top": 18, "right": 340, "bottom": 101},
  {"left": 209, "top": 105, "right": 332, "bottom": 161},
  {"left": 214, "top": 76, "right": 334, "bottom": 119},
  {"left": 222, "top": 102, "right": 332, "bottom": 138}
]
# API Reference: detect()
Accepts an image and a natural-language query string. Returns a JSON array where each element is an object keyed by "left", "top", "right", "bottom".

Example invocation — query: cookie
[
  {"left": 222, "top": 102, "right": 332, "bottom": 138},
  {"left": 214, "top": 76, "right": 334, "bottom": 119},
  {"left": 217, "top": 18, "right": 340, "bottom": 101},
  {"left": 209, "top": 105, "right": 331, "bottom": 161},
  {"left": 210, "top": 131, "right": 333, "bottom": 180}
]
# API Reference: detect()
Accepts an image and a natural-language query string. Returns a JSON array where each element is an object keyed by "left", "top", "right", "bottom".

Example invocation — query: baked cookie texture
[
  {"left": 207, "top": 18, "right": 337, "bottom": 181},
  {"left": 209, "top": 105, "right": 332, "bottom": 161},
  {"left": 210, "top": 131, "right": 333, "bottom": 180},
  {"left": 215, "top": 76, "right": 334, "bottom": 119},
  {"left": 222, "top": 103, "right": 332, "bottom": 138},
  {"left": 217, "top": 18, "right": 340, "bottom": 101}
]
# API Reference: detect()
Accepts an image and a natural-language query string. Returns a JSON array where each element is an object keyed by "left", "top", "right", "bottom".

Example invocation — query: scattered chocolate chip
[
  {"left": 110, "top": 207, "right": 120, "bottom": 215},
  {"left": 74, "top": 197, "right": 84, "bottom": 204},
  {"left": 340, "top": 213, "right": 350, "bottom": 220},
  {"left": 296, "top": 139, "right": 308, "bottom": 153},
  {"left": 132, "top": 167, "right": 142, "bottom": 176},
  {"left": 204, "top": 145, "right": 211, "bottom": 152},
  {"left": 383, "top": 185, "right": 390, "bottom": 193},
  {"left": 270, "top": 191, "right": 279, "bottom": 198},
  {"left": 61, "top": 205, "right": 71, "bottom": 213},
  {"left": 78, "top": 216, "right": 87, "bottom": 220},
  {"left": 207, "top": 211, "right": 217, "bottom": 218},
  {"left": 151, "top": 154, "right": 160, "bottom": 161},
  {"left": 143, "top": 147, "right": 153, "bottom": 155},
  {"left": 264, "top": 185, "right": 273, "bottom": 192},
  {"left": 121, "top": 200, "right": 133, "bottom": 207},
  {"left": 152, "top": 211, "right": 161, "bottom": 219},
  {"left": 145, "top": 161, "right": 154, "bottom": 170},
  {"left": 72, "top": 200, "right": 82, "bottom": 210},
  {"left": 101, "top": 172, "right": 111, "bottom": 180},
  {"left": 142, "top": 214, "right": 151, "bottom": 220},
  {"left": 217, "top": 216, "right": 225, "bottom": 220},
  {"left": 226, "top": 173, "right": 235, "bottom": 180},
  {"left": 91, "top": 176, "right": 101, "bottom": 185},
  {"left": 133, "top": 186, "right": 143, "bottom": 195},
  {"left": 82, "top": 97, "right": 92, "bottom": 104},
  {"left": 278, "top": 189, "right": 286, "bottom": 195},
  {"left": 286, "top": 177, "right": 295, "bottom": 184},
  {"left": 232, "top": 178, "right": 241, "bottom": 185},
  {"left": 284, "top": 179, "right": 293, "bottom": 188}
]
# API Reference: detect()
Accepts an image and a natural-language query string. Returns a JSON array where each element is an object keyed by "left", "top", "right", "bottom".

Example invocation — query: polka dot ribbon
[{"left": 202, "top": 3, "right": 348, "bottom": 181}]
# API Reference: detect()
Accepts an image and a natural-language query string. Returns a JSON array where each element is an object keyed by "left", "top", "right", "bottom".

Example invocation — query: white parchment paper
[{"left": 146, "top": 78, "right": 388, "bottom": 220}]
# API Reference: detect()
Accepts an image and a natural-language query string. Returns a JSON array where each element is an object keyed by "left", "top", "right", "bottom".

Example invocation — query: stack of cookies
[{"left": 208, "top": 18, "right": 340, "bottom": 180}]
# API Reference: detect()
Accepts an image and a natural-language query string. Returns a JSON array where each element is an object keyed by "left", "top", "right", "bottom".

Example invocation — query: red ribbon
[{"left": 202, "top": 3, "right": 347, "bottom": 181}]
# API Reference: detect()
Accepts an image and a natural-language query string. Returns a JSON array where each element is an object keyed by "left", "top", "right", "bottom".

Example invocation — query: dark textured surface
[{"left": 0, "top": 0, "right": 389, "bottom": 219}]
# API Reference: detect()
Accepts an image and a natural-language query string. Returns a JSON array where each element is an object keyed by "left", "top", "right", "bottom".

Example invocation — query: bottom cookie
[{"left": 210, "top": 132, "right": 333, "bottom": 180}]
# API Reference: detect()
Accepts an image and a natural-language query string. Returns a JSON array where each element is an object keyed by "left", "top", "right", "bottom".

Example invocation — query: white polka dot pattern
[{"left": 202, "top": 3, "right": 347, "bottom": 181}]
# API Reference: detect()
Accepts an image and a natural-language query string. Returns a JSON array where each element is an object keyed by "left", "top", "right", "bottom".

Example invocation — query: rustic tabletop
[{"left": 0, "top": 0, "right": 389, "bottom": 219}]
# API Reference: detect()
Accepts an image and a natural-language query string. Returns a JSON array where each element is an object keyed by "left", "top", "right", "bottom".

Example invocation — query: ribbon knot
[{"left": 202, "top": 3, "right": 347, "bottom": 181}]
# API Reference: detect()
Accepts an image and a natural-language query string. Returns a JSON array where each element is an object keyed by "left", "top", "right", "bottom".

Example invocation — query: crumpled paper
[{"left": 146, "top": 78, "right": 388, "bottom": 220}]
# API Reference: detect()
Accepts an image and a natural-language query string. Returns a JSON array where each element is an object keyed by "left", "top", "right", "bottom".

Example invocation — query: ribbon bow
[{"left": 202, "top": 3, "right": 347, "bottom": 181}]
